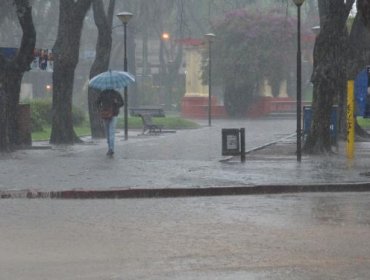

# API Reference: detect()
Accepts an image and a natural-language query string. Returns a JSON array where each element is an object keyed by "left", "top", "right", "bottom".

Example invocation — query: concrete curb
[{"left": 2, "top": 182, "right": 370, "bottom": 199}]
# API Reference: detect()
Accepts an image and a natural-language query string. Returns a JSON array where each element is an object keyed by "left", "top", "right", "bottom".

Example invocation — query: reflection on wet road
[{"left": 1, "top": 193, "right": 370, "bottom": 279}]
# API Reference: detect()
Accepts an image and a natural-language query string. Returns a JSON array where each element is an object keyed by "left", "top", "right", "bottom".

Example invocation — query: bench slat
[{"left": 130, "top": 107, "right": 165, "bottom": 117}]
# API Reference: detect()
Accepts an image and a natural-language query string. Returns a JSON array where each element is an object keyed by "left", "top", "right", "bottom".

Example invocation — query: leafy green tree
[
  {"left": 123, "top": 0, "right": 184, "bottom": 108},
  {"left": 204, "top": 8, "right": 296, "bottom": 117}
]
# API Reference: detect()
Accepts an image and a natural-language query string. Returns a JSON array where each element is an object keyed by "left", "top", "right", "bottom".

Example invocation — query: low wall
[
  {"left": 181, "top": 96, "right": 311, "bottom": 119},
  {"left": 181, "top": 96, "right": 227, "bottom": 119},
  {"left": 247, "top": 97, "right": 311, "bottom": 117}
]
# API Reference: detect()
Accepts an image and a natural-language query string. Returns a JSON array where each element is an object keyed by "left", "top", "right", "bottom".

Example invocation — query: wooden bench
[
  {"left": 130, "top": 107, "right": 165, "bottom": 117},
  {"left": 139, "top": 113, "right": 163, "bottom": 134}
]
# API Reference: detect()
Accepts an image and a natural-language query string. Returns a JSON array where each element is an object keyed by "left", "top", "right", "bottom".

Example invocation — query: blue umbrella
[{"left": 89, "top": 70, "right": 135, "bottom": 91}]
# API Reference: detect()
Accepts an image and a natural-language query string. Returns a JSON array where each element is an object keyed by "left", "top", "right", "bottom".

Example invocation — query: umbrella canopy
[{"left": 89, "top": 70, "right": 135, "bottom": 91}]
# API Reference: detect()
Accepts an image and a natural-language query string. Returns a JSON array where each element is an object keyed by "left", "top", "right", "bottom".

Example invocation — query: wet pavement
[
  {"left": 1, "top": 193, "right": 370, "bottom": 279},
  {"left": 0, "top": 118, "right": 369, "bottom": 195}
]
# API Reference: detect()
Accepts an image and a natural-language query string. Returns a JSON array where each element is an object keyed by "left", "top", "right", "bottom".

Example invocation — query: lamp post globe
[
  {"left": 116, "top": 12, "right": 133, "bottom": 24},
  {"left": 204, "top": 33, "right": 215, "bottom": 42},
  {"left": 204, "top": 33, "right": 215, "bottom": 127},
  {"left": 116, "top": 11, "right": 133, "bottom": 140},
  {"left": 312, "top": 25, "right": 320, "bottom": 36},
  {"left": 292, "top": 0, "right": 305, "bottom": 6}
]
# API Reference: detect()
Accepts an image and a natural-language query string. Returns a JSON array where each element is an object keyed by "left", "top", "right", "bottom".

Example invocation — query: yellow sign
[{"left": 347, "top": 80, "right": 355, "bottom": 159}]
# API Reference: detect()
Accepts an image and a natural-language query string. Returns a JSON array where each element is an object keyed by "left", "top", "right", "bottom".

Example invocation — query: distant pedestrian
[{"left": 96, "top": 89, "right": 124, "bottom": 157}]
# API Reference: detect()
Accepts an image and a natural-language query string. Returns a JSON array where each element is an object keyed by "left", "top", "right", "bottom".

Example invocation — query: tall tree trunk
[
  {"left": 358, "top": 0, "right": 370, "bottom": 28},
  {"left": 7, "top": 72, "right": 23, "bottom": 146},
  {"left": 303, "top": 0, "right": 353, "bottom": 154},
  {"left": 0, "top": 0, "right": 36, "bottom": 152},
  {"left": 50, "top": 0, "right": 92, "bottom": 144},
  {"left": 88, "top": 0, "right": 115, "bottom": 139}
]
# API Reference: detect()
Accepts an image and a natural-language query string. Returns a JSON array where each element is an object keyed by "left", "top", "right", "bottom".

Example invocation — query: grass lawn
[
  {"left": 357, "top": 117, "right": 370, "bottom": 129},
  {"left": 31, "top": 125, "right": 92, "bottom": 142},
  {"left": 116, "top": 116, "right": 199, "bottom": 130},
  {"left": 32, "top": 117, "right": 200, "bottom": 141}
]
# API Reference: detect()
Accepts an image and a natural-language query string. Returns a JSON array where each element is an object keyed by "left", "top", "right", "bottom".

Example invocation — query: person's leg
[
  {"left": 103, "top": 119, "right": 112, "bottom": 155},
  {"left": 107, "top": 117, "right": 117, "bottom": 154}
]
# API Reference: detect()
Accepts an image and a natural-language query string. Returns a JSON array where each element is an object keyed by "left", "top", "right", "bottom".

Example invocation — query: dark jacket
[{"left": 96, "top": 89, "right": 124, "bottom": 117}]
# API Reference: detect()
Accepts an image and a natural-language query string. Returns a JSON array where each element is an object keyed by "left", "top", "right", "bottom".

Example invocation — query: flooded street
[{"left": 1, "top": 193, "right": 370, "bottom": 279}]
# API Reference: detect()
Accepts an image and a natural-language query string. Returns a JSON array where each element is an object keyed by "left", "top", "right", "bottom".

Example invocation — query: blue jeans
[{"left": 103, "top": 117, "right": 117, "bottom": 152}]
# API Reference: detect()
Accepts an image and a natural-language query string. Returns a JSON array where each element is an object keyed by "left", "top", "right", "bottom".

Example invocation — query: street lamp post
[
  {"left": 117, "top": 12, "right": 133, "bottom": 141},
  {"left": 204, "top": 33, "right": 215, "bottom": 127},
  {"left": 292, "top": 0, "right": 305, "bottom": 162},
  {"left": 161, "top": 32, "right": 171, "bottom": 110}
]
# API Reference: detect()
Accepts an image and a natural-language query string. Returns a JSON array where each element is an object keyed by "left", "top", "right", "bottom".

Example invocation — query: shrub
[
  {"left": 30, "top": 109, "right": 45, "bottom": 132},
  {"left": 30, "top": 99, "right": 52, "bottom": 125},
  {"left": 72, "top": 106, "right": 86, "bottom": 126},
  {"left": 30, "top": 98, "right": 86, "bottom": 130}
]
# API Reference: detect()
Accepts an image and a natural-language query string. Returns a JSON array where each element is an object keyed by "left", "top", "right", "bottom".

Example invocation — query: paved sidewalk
[{"left": 1, "top": 118, "right": 370, "bottom": 198}]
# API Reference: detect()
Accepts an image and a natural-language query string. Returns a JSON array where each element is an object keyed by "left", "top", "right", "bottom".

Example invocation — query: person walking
[{"left": 96, "top": 89, "right": 124, "bottom": 157}]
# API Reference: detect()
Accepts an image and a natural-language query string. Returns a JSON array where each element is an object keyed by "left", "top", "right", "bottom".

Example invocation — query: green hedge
[{"left": 30, "top": 99, "right": 86, "bottom": 132}]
